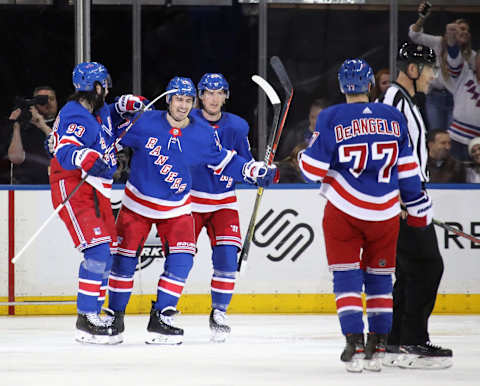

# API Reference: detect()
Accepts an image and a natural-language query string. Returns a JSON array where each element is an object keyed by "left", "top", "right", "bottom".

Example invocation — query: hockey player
[
  {"left": 378, "top": 43, "right": 453, "bottom": 369},
  {"left": 107, "top": 76, "right": 276, "bottom": 345},
  {"left": 189, "top": 73, "right": 253, "bottom": 342},
  {"left": 49, "top": 62, "right": 125, "bottom": 344},
  {"left": 298, "top": 59, "right": 433, "bottom": 372}
]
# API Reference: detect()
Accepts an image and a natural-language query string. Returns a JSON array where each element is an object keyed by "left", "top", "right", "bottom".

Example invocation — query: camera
[{"left": 14, "top": 95, "right": 49, "bottom": 125}]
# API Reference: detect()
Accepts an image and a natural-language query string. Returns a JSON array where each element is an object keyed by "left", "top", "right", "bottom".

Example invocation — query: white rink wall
[{"left": 1, "top": 185, "right": 480, "bottom": 302}]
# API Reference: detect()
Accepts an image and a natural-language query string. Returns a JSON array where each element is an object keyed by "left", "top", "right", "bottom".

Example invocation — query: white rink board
[
  {"left": 0, "top": 191, "right": 8, "bottom": 297},
  {"left": 2, "top": 185, "right": 480, "bottom": 298}
]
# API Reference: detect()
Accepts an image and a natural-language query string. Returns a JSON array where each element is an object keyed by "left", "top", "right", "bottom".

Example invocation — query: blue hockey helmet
[
  {"left": 338, "top": 59, "right": 375, "bottom": 95},
  {"left": 72, "top": 62, "right": 111, "bottom": 92},
  {"left": 197, "top": 73, "right": 230, "bottom": 98},
  {"left": 166, "top": 76, "right": 197, "bottom": 104}
]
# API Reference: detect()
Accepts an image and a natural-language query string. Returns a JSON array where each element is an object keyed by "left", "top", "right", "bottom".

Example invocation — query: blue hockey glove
[
  {"left": 405, "top": 191, "right": 433, "bottom": 228},
  {"left": 256, "top": 164, "right": 278, "bottom": 187},
  {"left": 87, "top": 157, "right": 110, "bottom": 177},
  {"left": 242, "top": 160, "right": 278, "bottom": 187}
]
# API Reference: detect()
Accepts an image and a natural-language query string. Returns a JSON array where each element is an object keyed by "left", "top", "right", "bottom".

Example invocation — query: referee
[{"left": 378, "top": 42, "right": 453, "bottom": 369}]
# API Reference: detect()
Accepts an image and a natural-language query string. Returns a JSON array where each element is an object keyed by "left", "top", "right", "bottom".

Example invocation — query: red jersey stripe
[
  {"left": 324, "top": 176, "right": 399, "bottom": 210},
  {"left": 398, "top": 162, "right": 417, "bottom": 172},
  {"left": 125, "top": 187, "right": 191, "bottom": 211},
  {"left": 300, "top": 159, "right": 328, "bottom": 178},
  {"left": 191, "top": 195, "right": 237, "bottom": 205}
]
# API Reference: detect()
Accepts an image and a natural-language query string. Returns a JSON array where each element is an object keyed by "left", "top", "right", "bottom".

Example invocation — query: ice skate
[
  {"left": 397, "top": 342, "right": 453, "bottom": 369},
  {"left": 146, "top": 303, "right": 183, "bottom": 345},
  {"left": 382, "top": 344, "right": 402, "bottom": 367},
  {"left": 363, "top": 333, "right": 387, "bottom": 371},
  {"left": 102, "top": 308, "right": 125, "bottom": 344},
  {"left": 75, "top": 313, "right": 120, "bottom": 345},
  {"left": 340, "top": 333, "right": 365, "bottom": 373},
  {"left": 209, "top": 309, "right": 231, "bottom": 343}
]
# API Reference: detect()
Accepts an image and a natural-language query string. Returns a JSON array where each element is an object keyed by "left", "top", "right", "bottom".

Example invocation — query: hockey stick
[
  {"left": 237, "top": 56, "right": 294, "bottom": 274},
  {"left": 11, "top": 89, "right": 177, "bottom": 264},
  {"left": 433, "top": 218, "right": 480, "bottom": 244}
]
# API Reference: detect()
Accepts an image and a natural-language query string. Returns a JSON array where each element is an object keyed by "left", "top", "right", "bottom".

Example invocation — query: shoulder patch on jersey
[{"left": 362, "top": 107, "right": 373, "bottom": 114}]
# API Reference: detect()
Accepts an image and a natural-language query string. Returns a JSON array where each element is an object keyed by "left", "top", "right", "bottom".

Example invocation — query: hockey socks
[
  {"left": 77, "top": 243, "right": 112, "bottom": 314},
  {"left": 333, "top": 270, "right": 364, "bottom": 335},
  {"left": 108, "top": 254, "right": 138, "bottom": 312},
  {"left": 364, "top": 272, "right": 393, "bottom": 334},
  {"left": 211, "top": 245, "right": 237, "bottom": 312},
  {"left": 97, "top": 254, "right": 113, "bottom": 313},
  {"left": 154, "top": 253, "right": 193, "bottom": 311}
]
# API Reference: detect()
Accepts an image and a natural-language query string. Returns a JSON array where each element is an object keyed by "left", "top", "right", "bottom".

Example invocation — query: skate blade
[
  {"left": 397, "top": 355, "right": 453, "bottom": 369},
  {"left": 364, "top": 351, "right": 385, "bottom": 371},
  {"left": 145, "top": 332, "right": 183, "bottom": 345},
  {"left": 75, "top": 330, "right": 117, "bottom": 345},
  {"left": 210, "top": 330, "right": 229, "bottom": 343},
  {"left": 345, "top": 354, "right": 364, "bottom": 373},
  {"left": 364, "top": 357, "right": 382, "bottom": 372},
  {"left": 109, "top": 333, "right": 124, "bottom": 345},
  {"left": 382, "top": 353, "right": 401, "bottom": 367}
]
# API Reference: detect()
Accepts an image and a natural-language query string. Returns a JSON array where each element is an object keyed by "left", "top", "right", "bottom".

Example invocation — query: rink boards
[{"left": 1, "top": 184, "right": 479, "bottom": 315}]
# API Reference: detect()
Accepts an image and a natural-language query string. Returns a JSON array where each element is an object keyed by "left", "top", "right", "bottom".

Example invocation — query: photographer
[{"left": 7, "top": 86, "right": 58, "bottom": 184}]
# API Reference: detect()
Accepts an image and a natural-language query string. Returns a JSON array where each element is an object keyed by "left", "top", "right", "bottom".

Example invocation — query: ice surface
[{"left": 0, "top": 314, "right": 478, "bottom": 386}]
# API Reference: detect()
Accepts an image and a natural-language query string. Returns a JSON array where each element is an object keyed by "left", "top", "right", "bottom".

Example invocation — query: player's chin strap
[{"left": 408, "top": 62, "right": 424, "bottom": 96}]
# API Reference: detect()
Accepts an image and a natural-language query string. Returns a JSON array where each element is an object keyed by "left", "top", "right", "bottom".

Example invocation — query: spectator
[
  {"left": 276, "top": 143, "right": 307, "bottom": 184},
  {"left": 466, "top": 137, "right": 480, "bottom": 183},
  {"left": 409, "top": 0, "right": 476, "bottom": 132},
  {"left": 427, "top": 129, "right": 466, "bottom": 183},
  {"left": 7, "top": 86, "right": 58, "bottom": 184},
  {"left": 444, "top": 25, "right": 480, "bottom": 161},
  {"left": 0, "top": 118, "right": 13, "bottom": 183},
  {"left": 371, "top": 68, "right": 390, "bottom": 100},
  {"left": 113, "top": 148, "right": 131, "bottom": 184},
  {"left": 277, "top": 98, "right": 329, "bottom": 159}
]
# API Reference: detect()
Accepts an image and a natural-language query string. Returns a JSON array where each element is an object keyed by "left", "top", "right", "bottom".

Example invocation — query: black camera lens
[{"left": 33, "top": 95, "right": 49, "bottom": 105}]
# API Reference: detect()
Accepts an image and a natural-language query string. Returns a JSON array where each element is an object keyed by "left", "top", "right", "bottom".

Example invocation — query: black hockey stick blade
[
  {"left": 433, "top": 218, "right": 480, "bottom": 244},
  {"left": 264, "top": 56, "right": 294, "bottom": 166},
  {"left": 238, "top": 57, "right": 294, "bottom": 274}
]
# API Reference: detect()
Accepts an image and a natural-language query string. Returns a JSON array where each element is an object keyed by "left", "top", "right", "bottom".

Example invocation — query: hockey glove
[
  {"left": 44, "top": 133, "right": 55, "bottom": 159},
  {"left": 257, "top": 165, "right": 279, "bottom": 187},
  {"left": 242, "top": 160, "right": 278, "bottom": 187},
  {"left": 74, "top": 148, "right": 110, "bottom": 177},
  {"left": 115, "top": 94, "right": 147, "bottom": 115},
  {"left": 404, "top": 191, "right": 433, "bottom": 228}
]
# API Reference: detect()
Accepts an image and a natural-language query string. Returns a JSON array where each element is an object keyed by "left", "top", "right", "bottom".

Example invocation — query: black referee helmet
[
  {"left": 398, "top": 42, "right": 436, "bottom": 65},
  {"left": 397, "top": 42, "right": 436, "bottom": 77}
]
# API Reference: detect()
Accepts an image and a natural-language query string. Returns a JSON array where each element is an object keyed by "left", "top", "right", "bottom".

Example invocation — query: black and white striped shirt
[{"left": 377, "top": 82, "right": 429, "bottom": 182}]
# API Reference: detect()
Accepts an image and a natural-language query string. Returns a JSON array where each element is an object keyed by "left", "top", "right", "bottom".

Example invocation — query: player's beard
[{"left": 92, "top": 91, "right": 106, "bottom": 113}]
